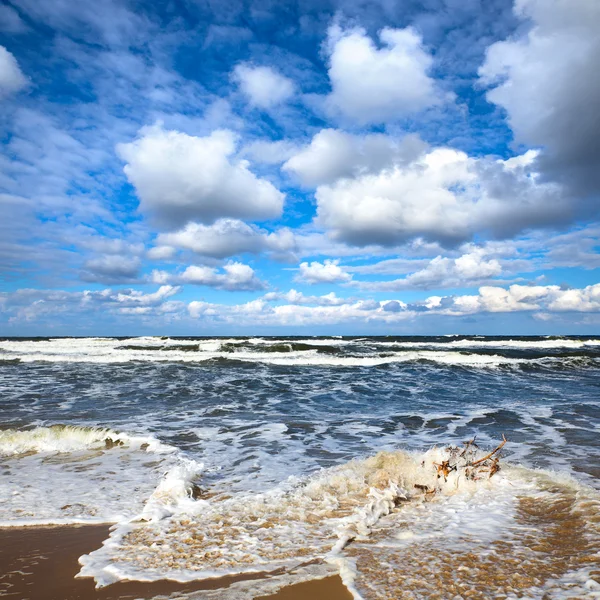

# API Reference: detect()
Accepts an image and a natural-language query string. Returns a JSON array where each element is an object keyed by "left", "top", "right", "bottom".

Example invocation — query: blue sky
[{"left": 0, "top": 0, "right": 599, "bottom": 335}]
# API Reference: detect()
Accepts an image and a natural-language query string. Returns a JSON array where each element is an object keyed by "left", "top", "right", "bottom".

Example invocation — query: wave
[
  {"left": 139, "top": 458, "right": 205, "bottom": 522},
  {"left": 76, "top": 446, "right": 600, "bottom": 600},
  {"left": 376, "top": 337, "right": 600, "bottom": 350},
  {"left": 1, "top": 421, "right": 597, "bottom": 597},
  {"left": 219, "top": 341, "right": 343, "bottom": 354},
  {"left": 0, "top": 425, "right": 182, "bottom": 527},
  {"left": 1, "top": 338, "right": 599, "bottom": 378},
  {"left": 0, "top": 424, "right": 172, "bottom": 456},
  {"left": 77, "top": 447, "right": 498, "bottom": 585},
  {"left": 1, "top": 348, "right": 598, "bottom": 371}
]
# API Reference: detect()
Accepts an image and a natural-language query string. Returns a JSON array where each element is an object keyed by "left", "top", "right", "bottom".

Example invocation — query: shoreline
[{"left": 0, "top": 524, "right": 352, "bottom": 600}]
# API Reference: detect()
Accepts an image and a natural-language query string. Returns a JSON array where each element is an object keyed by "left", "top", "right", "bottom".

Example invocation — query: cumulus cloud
[
  {"left": 283, "top": 129, "right": 427, "bottom": 187},
  {"left": 233, "top": 64, "right": 295, "bottom": 109},
  {"left": 323, "top": 24, "right": 442, "bottom": 125},
  {"left": 117, "top": 124, "right": 285, "bottom": 229},
  {"left": 295, "top": 259, "right": 352, "bottom": 284},
  {"left": 355, "top": 248, "right": 502, "bottom": 291},
  {"left": 314, "top": 145, "right": 567, "bottom": 246},
  {"left": 479, "top": 0, "right": 600, "bottom": 198},
  {"left": 155, "top": 219, "right": 296, "bottom": 260},
  {"left": 431, "top": 283, "right": 600, "bottom": 315},
  {"left": 547, "top": 285, "right": 600, "bottom": 312},
  {"left": 0, "top": 45, "right": 28, "bottom": 96},
  {"left": 151, "top": 262, "right": 266, "bottom": 291}
]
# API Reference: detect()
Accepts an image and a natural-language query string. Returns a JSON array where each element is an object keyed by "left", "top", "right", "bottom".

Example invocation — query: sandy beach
[{"left": 0, "top": 525, "right": 352, "bottom": 600}]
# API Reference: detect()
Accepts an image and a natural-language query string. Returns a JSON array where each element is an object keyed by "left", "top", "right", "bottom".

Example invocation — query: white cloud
[
  {"left": 430, "top": 283, "right": 600, "bottom": 315},
  {"left": 296, "top": 259, "right": 352, "bottom": 284},
  {"left": 147, "top": 245, "right": 176, "bottom": 260},
  {"left": 323, "top": 24, "right": 442, "bottom": 125},
  {"left": 149, "top": 269, "right": 170, "bottom": 284},
  {"left": 187, "top": 296, "right": 397, "bottom": 326},
  {"left": 454, "top": 250, "right": 502, "bottom": 280},
  {"left": 117, "top": 124, "right": 285, "bottom": 229},
  {"left": 0, "top": 45, "right": 28, "bottom": 97},
  {"left": 548, "top": 285, "right": 600, "bottom": 312},
  {"left": 4, "top": 281, "right": 600, "bottom": 329},
  {"left": 284, "top": 129, "right": 360, "bottom": 187},
  {"left": 233, "top": 64, "right": 295, "bottom": 109},
  {"left": 181, "top": 262, "right": 265, "bottom": 291},
  {"left": 152, "top": 262, "right": 266, "bottom": 291},
  {"left": 315, "top": 145, "right": 567, "bottom": 246},
  {"left": 114, "top": 285, "right": 180, "bottom": 306},
  {"left": 355, "top": 248, "right": 502, "bottom": 291},
  {"left": 476, "top": 285, "right": 551, "bottom": 313},
  {"left": 262, "top": 289, "right": 348, "bottom": 306},
  {"left": 155, "top": 219, "right": 296, "bottom": 259},
  {"left": 479, "top": 0, "right": 600, "bottom": 196},
  {"left": 283, "top": 129, "right": 428, "bottom": 188}
]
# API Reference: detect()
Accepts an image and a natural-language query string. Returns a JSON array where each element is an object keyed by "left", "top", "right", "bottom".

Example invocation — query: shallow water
[{"left": 0, "top": 336, "right": 599, "bottom": 598}]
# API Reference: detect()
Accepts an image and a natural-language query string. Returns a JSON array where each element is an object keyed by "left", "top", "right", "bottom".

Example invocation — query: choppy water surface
[{"left": 0, "top": 336, "right": 599, "bottom": 599}]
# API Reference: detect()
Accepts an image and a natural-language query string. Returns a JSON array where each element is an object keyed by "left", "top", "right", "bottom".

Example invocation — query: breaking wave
[
  {"left": 75, "top": 445, "right": 600, "bottom": 599},
  {"left": 1, "top": 336, "right": 599, "bottom": 370},
  {"left": 0, "top": 425, "right": 182, "bottom": 526},
  {"left": 0, "top": 424, "right": 171, "bottom": 456}
]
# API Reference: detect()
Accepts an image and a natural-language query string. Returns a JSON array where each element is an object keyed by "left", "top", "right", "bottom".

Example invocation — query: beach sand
[{"left": 0, "top": 525, "right": 352, "bottom": 600}]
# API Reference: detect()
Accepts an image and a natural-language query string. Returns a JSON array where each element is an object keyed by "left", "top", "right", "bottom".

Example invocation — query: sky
[{"left": 0, "top": 0, "right": 599, "bottom": 336}]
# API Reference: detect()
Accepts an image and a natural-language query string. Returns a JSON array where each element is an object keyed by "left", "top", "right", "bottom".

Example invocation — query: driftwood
[
  {"left": 459, "top": 436, "right": 478, "bottom": 457},
  {"left": 433, "top": 459, "right": 457, "bottom": 481},
  {"left": 418, "top": 435, "right": 508, "bottom": 496},
  {"left": 470, "top": 434, "right": 507, "bottom": 467}
]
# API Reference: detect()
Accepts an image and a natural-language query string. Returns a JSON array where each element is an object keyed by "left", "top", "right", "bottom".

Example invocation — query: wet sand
[{"left": 0, "top": 525, "right": 352, "bottom": 600}]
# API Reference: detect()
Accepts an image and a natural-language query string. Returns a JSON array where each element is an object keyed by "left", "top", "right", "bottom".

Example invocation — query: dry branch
[
  {"left": 414, "top": 434, "right": 508, "bottom": 495},
  {"left": 470, "top": 434, "right": 507, "bottom": 467}
]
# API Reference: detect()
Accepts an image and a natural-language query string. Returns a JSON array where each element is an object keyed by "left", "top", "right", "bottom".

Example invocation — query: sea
[{"left": 0, "top": 335, "right": 599, "bottom": 599}]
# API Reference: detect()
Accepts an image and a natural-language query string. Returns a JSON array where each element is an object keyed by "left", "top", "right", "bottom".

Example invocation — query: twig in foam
[{"left": 470, "top": 434, "right": 507, "bottom": 467}]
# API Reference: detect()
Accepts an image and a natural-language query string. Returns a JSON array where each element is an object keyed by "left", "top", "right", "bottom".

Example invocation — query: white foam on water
[
  {"left": 342, "top": 465, "right": 600, "bottom": 600},
  {"left": 229, "top": 350, "right": 523, "bottom": 368},
  {"left": 152, "top": 564, "right": 339, "bottom": 600},
  {"left": 73, "top": 444, "right": 600, "bottom": 599},
  {"left": 1, "top": 421, "right": 596, "bottom": 598},
  {"left": 140, "top": 458, "right": 205, "bottom": 522},
  {"left": 0, "top": 425, "right": 181, "bottom": 526},
  {"left": 376, "top": 338, "right": 600, "bottom": 350},
  {"left": 2, "top": 337, "right": 598, "bottom": 368},
  {"left": 0, "top": 424, "right": 171, "bottom": 455},
  {"left": 76, "top": 447, "right": 524, "bottom": 584}
]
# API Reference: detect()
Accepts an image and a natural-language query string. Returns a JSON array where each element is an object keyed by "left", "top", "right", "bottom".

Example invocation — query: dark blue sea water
[{"left": 1, "top": 336, "right": 599, "bottom": 598}]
